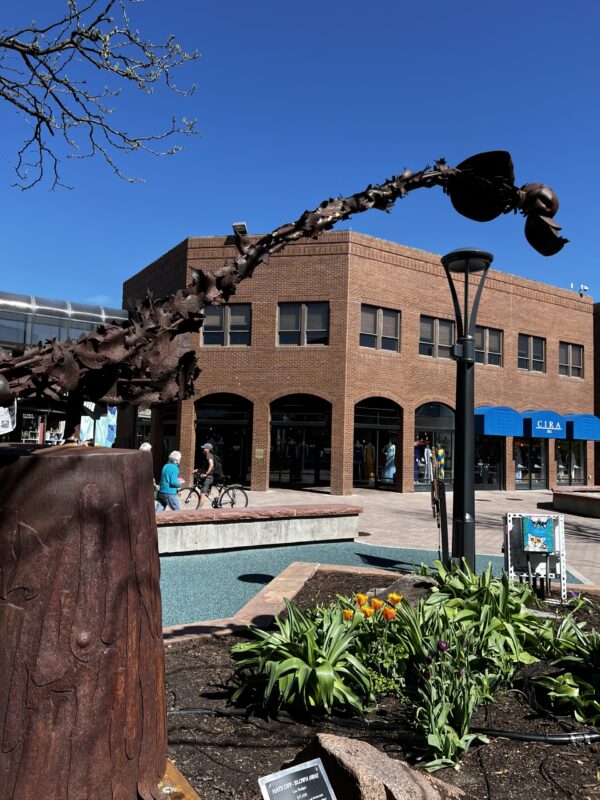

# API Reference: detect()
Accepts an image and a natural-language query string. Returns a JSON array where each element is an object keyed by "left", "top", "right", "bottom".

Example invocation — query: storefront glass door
[
  {"left": 414, "top": 403, "right": 455, "bottom": 490},
  {"left": 270, "top": 395, "right": 331, "bottom": 487},
  {"left": 474, "top": 435, "right": 504, "bottom": 490},
  {"left": 555, "top": 440, "right": 585, "bottom": 485},
  {"left": 353, "top": 398, "right": 402, "bottom": 489},
  {"left": 513, "top": 437, "right": 548, "bottom": 489},
  {"left": 195, "top": 394, "right": 253, "bottom": 484}
]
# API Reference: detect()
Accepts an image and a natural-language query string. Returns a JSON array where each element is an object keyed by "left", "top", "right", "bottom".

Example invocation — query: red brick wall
[{"left": 123, "top": 231, "right": 595, "bottom": 493}]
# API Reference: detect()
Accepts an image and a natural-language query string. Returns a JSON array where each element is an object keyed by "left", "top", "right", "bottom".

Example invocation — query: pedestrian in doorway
[{"left": 156, "top": 450, "right": 184, "bottom": 512}]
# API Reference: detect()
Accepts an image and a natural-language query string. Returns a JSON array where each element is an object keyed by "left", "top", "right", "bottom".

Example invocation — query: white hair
[
  {"left": 139, "top": 442, "right": 152, "bottom": 452},
  {"left": 168, "top": 450, "right": 182, "bottom": 464}
]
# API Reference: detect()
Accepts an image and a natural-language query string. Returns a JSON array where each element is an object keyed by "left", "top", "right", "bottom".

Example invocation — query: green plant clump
[{"left": 231, "top": 560, "right": 600, "bottom": 770}]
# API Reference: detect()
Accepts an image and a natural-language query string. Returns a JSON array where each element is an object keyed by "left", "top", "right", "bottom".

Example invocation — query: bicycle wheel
[
  {"left": 178, "top": 487, "right": 200, "bottom": 510},
  {"left": 218, "top": 487, "right": 248, "bottom": 508}
]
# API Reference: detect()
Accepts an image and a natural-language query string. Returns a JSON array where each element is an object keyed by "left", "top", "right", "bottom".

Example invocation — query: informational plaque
[{"left": 258, "top": 758, "right": 337, "bottom": 800}]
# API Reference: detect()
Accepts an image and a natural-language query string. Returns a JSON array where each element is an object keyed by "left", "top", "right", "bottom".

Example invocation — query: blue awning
[
  {"left": 523, "top": 409, "right": 565, "bottom": 439},
  {"left": 565, "top": 414, "right": 600, "bottom": 441},
  {"left": 475, "top": 406, "right": 523, "bottom": 436}
]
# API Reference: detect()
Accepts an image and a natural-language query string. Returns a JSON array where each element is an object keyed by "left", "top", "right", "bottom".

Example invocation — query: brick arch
[
  {"left": 351, "top": 390, "right": 404, "bottom": 410},
  {"left": 267, "top": 388, "right": 336, "bottom": 406},
  {"left": 195, "top": 389, "right": 255, "bottom": 405},
  {"left": 412, "top": 398, "right": 456, "bottom": 416}
]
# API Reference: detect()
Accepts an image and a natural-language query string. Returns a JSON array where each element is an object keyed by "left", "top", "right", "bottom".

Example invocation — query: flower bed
[{"left": 165, "top": 566, "right": 600, "bottom": 800}]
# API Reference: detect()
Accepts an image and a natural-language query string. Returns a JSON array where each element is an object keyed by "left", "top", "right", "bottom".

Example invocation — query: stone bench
[
  {"left": 156, "top": 504, "right": 362, "bottom": 554},
  {"left": 552, "top": 486, "right": 600, "bottom": 518}
]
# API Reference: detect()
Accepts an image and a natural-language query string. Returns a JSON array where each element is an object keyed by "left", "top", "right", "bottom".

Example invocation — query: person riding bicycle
[{"left": 197, "top": 442, "right": 223, "bottom": 507}]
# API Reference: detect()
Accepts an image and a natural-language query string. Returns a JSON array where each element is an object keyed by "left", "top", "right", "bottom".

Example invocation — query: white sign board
[{"left": 259, "top": 758, "right": 337, "bottom": 800}]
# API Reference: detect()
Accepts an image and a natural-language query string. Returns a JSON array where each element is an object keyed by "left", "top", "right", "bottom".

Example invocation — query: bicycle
[{"left": 177, "top": 471, "right": 249, "bottom": 510}]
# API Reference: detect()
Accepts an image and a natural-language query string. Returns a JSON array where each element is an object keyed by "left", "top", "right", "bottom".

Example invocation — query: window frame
[
  {"left": 559, "top": 341, "right": 584, "bottom": 378},
  {"left": 202, "top": 303, "right": 252, "bottom": 347},
  {"left": 277, "top": 302, "right": 329, "bottom": 346},
  {"left": 518, "top": 333, "right": 546, "bottom": 373},
  {"left": 474, "top": 325, "right": 503, "bottom": 367},
  {"left": 419, "top": 315, "right": 455, "bottom": 359},
  {"left": 359, "top": 304, "right": 401, "bottom": 352}
]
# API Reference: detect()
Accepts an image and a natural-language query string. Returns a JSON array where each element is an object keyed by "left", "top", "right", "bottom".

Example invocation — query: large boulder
[{"left": 286, "top": 734, "right": 465, "bottom": 800}]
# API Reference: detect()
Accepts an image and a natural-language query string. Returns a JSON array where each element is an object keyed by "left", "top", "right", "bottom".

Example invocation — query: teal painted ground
[{"left": 159, "top": 542, "right": 581, "bottom": 628}]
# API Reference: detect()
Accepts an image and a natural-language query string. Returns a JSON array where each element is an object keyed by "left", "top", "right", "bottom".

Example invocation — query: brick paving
[{"left": 244, "top": 487, "right": 600, "bottom": 587}]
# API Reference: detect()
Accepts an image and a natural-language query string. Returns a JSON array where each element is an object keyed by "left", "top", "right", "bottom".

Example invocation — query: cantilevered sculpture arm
[{"left": 0, "top": 150, "right": 566, "bottom": 430}]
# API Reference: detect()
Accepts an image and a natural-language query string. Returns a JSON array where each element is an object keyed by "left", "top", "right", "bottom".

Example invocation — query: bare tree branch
[{"left": 0, "top": 0, "right": 199, "bottom": 188}]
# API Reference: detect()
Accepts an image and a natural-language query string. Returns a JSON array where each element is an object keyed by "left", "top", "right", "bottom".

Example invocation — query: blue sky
[{"left": 2, "top": 1, "right": 598, "bottom": 308}]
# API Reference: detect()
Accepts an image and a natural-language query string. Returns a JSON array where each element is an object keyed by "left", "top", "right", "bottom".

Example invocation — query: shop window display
[
  {"left": 353, "top": 398, "right": 402, "bottom": 489},
  {"left": 555, "top": 439, "right": 585, "bottom": 485},
  {"left": 414, "top": 402, "right": 455, "bottom": 490},
  {"left": 513, "top": 437, "right": 548, "bottom": 489}
]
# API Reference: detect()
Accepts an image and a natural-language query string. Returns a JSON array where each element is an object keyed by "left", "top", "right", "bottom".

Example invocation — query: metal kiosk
[{"left": 503, "top": 514, "right": 567, "bottom": 601}]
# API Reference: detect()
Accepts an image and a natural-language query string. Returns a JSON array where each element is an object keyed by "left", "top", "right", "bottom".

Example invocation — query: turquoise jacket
[{"left": 159, "top": 462, "right": 180, "bottom": 495}]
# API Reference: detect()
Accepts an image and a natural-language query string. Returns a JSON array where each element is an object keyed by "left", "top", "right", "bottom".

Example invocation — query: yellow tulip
[
  {"left": 342, "top": 609, "right": 354, "bottom": 620},
  {"left": 361, "top": 605, "right": 374, "bottom": 618},
  {"left": 370, "top": 597, "right": 384, "bottom": 611},
  {"left": 387, "top": 592, "right": 403, "bottom": 605},
  {"left": 355, "top": 593, "right": 369, "bottom": 607}
]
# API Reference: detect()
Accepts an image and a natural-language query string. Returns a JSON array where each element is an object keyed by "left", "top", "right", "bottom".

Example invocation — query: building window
[
  {"left": 0, "top": 311, "right": 27, "bottom": 350},
  {"left": 559, "top": 342, "right": 583, "bottom": 378},
  {"left": 30, "top": 315, "right": 66, "bottom": 345},
  {"left": 518, "top": 334, "right": 545, "bottom": 372},
  {"left": 475, "top": 325, "right": 503, "bottom": 366},
  {"left": 419, "top": 315, "right": 454, "bottom": 359},
  {"left": 202, "top": 304, "right": 251, "bottom": 346},
  {"left": 278, "top": 302, "right": 329, "bottom": 346},
  {"left": 360, "top": 305, "right": 400, "bottom": 352}
]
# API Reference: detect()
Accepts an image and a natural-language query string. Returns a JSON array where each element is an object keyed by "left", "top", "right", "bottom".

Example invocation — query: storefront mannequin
[
  {"left": 424, "top": 440, "right": 433, "bottom": 481},
  {"left": 436, "top": 446, "right": 445, "bottom": 479},
  {"left": 382, "top": 438, "right": 396, "bottom": 481},
  {"left": 354, "top": 439, "right": 363, "bottom": 481},
  {"left": 363, "top": 439, "right": 376, "bottom": 486}
]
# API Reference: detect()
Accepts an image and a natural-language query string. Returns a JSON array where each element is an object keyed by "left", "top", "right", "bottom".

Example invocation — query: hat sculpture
[{"left": 0, "top": 151, "right": 566, "bottom": 435}]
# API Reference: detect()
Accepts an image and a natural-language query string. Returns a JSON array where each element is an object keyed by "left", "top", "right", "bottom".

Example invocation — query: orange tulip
[
  {"left": 355, "top": 593, "right": 369, "bottom": 607},
  {"left": 361, "top": 605, "right": 374, "bottom": 618},
  {"left": 370, "top": 597, "right": 384, "bottom": 611},
  {"left": 387, "top": 593, "right": 403, "bottom": 605},
  {"left": 382, "top": 606, "right": 397, "bottom": 621},
  {"left": 342, "top": 609, "right": 354, "bottom": 620}
]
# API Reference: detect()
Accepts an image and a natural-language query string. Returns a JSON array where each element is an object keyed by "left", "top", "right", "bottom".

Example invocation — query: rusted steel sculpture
[
  {"left": 0, "top": 151, "right": 566, "bottom": 437},
  {"left": 0, "top": 151, "right": 566, "bottom": 800}
]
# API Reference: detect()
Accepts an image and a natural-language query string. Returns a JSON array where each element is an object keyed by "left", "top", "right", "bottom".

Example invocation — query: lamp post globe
[{"left": 441, "top": 248, "right": 494, "bottom": 572}]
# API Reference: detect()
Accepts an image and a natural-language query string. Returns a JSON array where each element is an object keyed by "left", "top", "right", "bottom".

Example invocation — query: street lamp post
[{"left": 441, "top": 248, "right": 494, "bottom": 572}]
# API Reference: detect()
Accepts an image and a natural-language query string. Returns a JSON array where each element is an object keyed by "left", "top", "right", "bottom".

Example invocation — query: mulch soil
[{"left": 165, "top": 571, "right": 600, "bottom": 800}]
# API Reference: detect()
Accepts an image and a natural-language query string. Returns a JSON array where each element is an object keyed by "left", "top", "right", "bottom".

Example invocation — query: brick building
[{"left": 122, "top": 231, "right": 598, "bottom": 494}]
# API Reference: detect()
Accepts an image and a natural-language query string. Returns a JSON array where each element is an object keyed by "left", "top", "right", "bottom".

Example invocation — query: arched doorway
[
  {"left": 353, "top": 398, "right": 403, "bottom": 489},
  {"left": 415, "top": 402, "right": 455, "bottom": 490},
  {"left": 270, "top": 394, "right": 332, "bottom": 487},
  {"left": 195, "top": 394, "right": 253, "bottom": 484}
]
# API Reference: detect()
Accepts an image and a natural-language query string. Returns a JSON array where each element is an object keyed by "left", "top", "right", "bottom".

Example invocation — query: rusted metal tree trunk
[{"left": 0, "top": 446, "right": 166, "bottom": 800}]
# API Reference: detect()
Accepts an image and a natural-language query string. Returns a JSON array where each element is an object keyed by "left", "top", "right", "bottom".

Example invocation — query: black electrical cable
[
  {"left": 169, "top": 707, "right": 600, "bottom": 745},
  {"left": 168, "top": 706, "right": 249, "bottom": 718},
  {"left": 471, "top": 727, "right": 600, "bottom": 744}
]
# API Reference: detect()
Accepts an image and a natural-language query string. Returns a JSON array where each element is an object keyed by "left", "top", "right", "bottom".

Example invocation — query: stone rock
[
  {"left": 375, "top": 573, "right": 435, "bottom": 607},
  {"left": 286, "top": 734, "right": 465, "bottom": 800}
]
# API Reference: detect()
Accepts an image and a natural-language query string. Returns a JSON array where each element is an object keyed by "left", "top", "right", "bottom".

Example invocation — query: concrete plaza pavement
[{"left": 245, "top": 486, "right": 600, "bottom": 587}]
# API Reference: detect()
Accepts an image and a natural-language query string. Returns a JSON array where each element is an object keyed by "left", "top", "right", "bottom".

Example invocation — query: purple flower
[
  {"left": 437, "top": 640, "right": 448, "bottom": 652},
  {"left": 425, "top": 654, "right": 433, "bottom": 664},
  {"left": 423, "top": 669, "right": 431, "bottom": 680}
]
